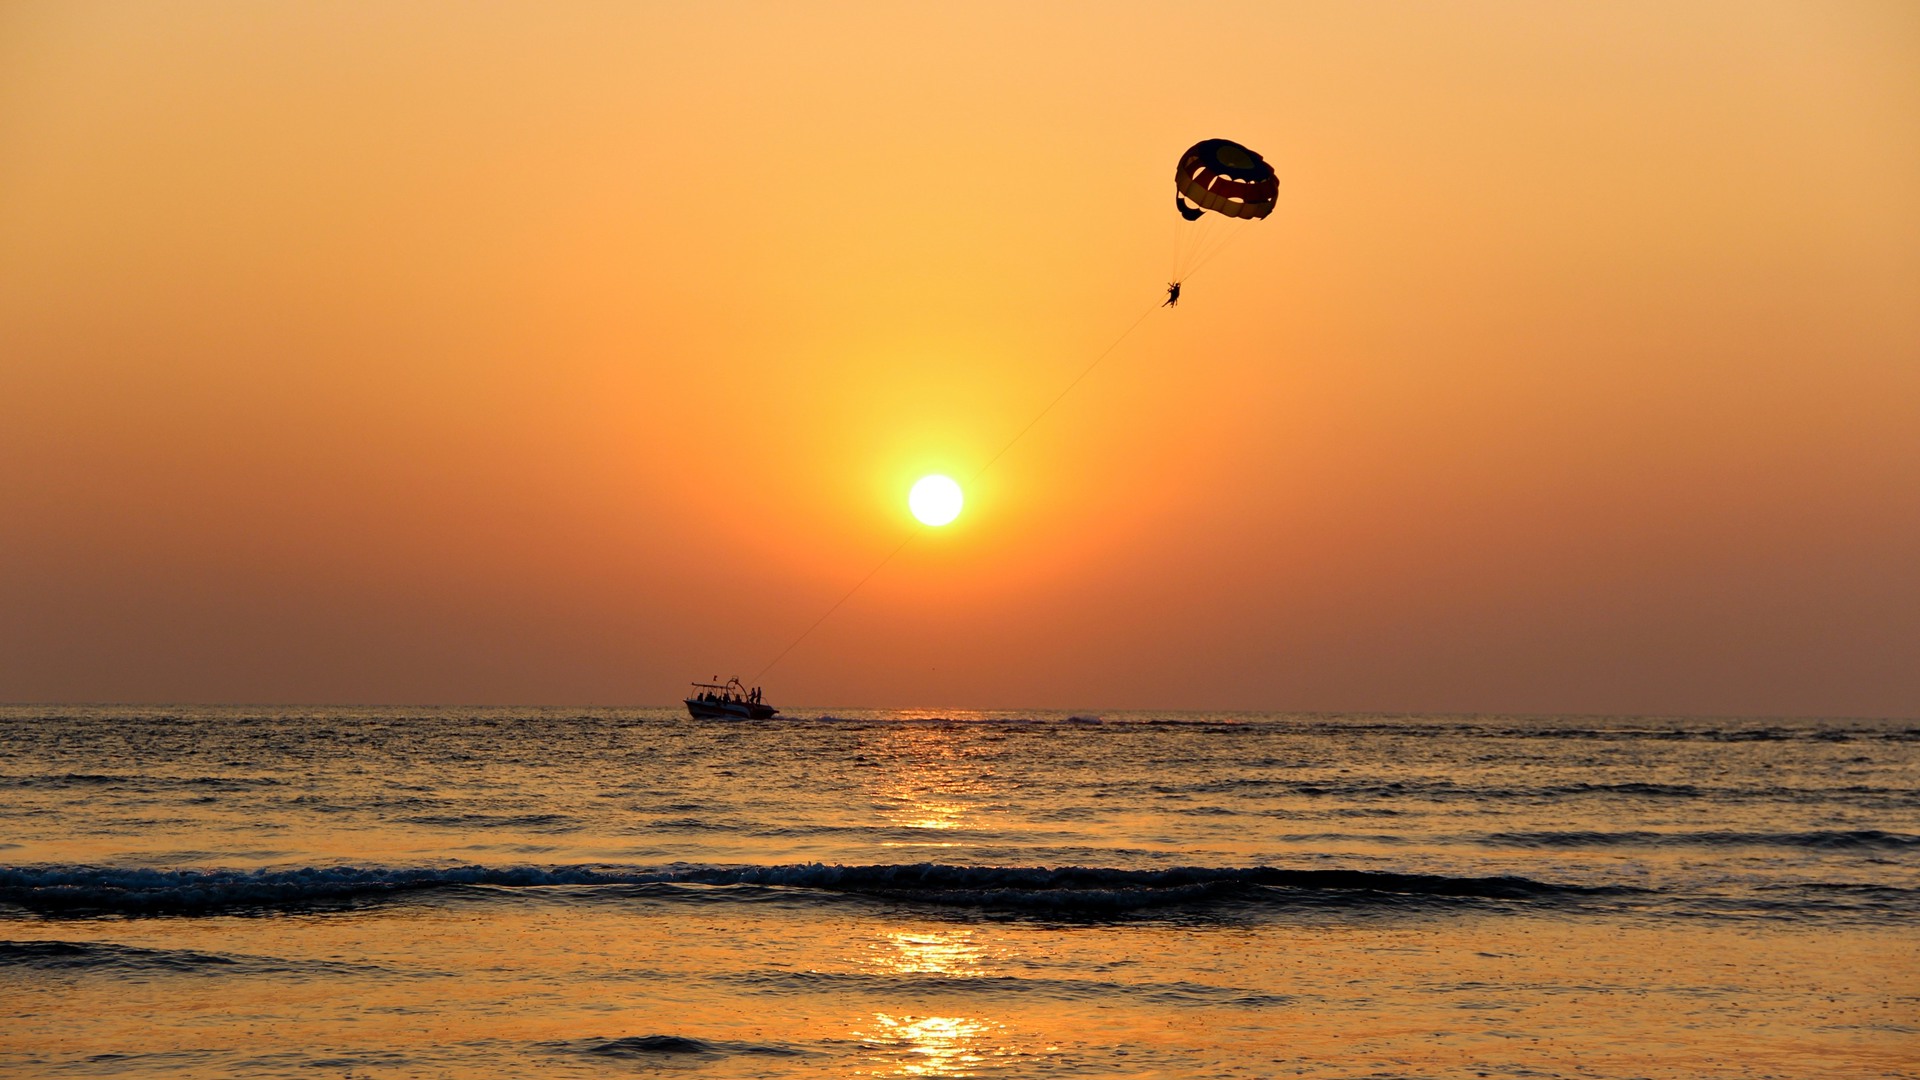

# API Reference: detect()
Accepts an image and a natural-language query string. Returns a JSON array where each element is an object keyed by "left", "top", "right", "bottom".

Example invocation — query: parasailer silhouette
[{"left": 1163, "top": 282, "right": 1181, "bottom": 307}]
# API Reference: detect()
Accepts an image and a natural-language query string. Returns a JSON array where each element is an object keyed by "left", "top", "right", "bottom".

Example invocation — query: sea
[{"left": 1, "top": 707, "right": 1915, "bottom": 1078}]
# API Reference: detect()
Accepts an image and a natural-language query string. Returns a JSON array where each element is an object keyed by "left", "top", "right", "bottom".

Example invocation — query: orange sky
[{"left": 3, "top": 2, "right": 1916, "bottom": 713}]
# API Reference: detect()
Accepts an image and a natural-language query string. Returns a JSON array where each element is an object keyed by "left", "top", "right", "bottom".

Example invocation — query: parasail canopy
[{"left": 1174, "top": 138, "right": 1278, "bottom": 222}]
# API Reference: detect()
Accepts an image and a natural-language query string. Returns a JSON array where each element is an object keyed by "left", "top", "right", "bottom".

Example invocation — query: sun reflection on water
[
  {"left": 855, "top": 1012, "right": 997, "bottom": 1077},
  {"left": 871, "top": 928, "right": 984, "bottom": 977},
  {"left": 847, "top": 928, "right": 1013, "bottom": 1076},
  {"left": 869, "top": 725, "right": 990, "bottom": 836}
]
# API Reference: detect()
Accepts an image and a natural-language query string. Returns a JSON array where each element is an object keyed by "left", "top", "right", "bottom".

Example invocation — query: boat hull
[{"left": 684, "top": 698, "right": 778, "bottom": 720}]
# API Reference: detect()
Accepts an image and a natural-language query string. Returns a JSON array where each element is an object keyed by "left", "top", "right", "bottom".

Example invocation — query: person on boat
[{"left": 1163, "top": 281, "right": 1181, "bottom": 307}]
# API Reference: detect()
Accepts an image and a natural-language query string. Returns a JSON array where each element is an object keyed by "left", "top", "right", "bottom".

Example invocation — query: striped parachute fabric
[{"left": 1174, "top": 139, "right": 1278, "bottom": 221}]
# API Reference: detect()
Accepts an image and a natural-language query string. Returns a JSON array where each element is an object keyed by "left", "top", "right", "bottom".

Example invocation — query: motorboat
[{"left": 684, "top": 677, "right": 778, "bottom": 720}]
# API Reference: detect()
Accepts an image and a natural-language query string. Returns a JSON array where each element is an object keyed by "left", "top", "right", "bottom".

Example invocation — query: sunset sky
[{"left": 3, "top": 2, "right": 1915, "bottom": 714}]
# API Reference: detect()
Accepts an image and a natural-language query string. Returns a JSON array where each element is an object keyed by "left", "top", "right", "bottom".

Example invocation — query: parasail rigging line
[
  {"left": 752, "top": 297, "right": 1163, "bottom": 682},
  {"left": 1178, "top": 221, "right": 1253, "bottom": 284},
  {"left": 753, "top": 529, "right": 918, "bottom": 682},
  {"left": 1172, "top": 212, "right": 1256, "bottom": 286},
  {"left": 969, "top": 303, "right": 1157, "bottom": 485},
  {"left": 1172, "top": 211, "right": 1219, "bottom": 282}
]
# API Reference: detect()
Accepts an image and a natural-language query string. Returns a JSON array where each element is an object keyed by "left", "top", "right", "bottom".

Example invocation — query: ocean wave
[
  {"left": 549, "top": 1034, "right": 805, "bottom": 1060},
  {"left": 0, "top": 939, "right": 386, "bottom": 977},
  {"left": 399, "top": 812, "right": 580, "bottom": 832},
  {"left": 1277, "top": 778, "right": 1711, "bottom": 800},
  {"left": 717, "top": 967, "right": 1292, "bottom": 1008},
  {"left": 0, "top": 939, "right": 243, "bottom": 972},
  {"left": 0, "top": 772, "right": 287, "bottom": 791},
  {"left": 1483, "top": 829, "right": 1920, "bottom": 850},
  {"left": 1549, "top": 781, "right": 1703, "bottom": 797},
  {"left": 1196, "top": 777, "right": 1899, "bottom": 805},
  {"left": 0, "top": 862, "right": 1610, "bottom": 916}
]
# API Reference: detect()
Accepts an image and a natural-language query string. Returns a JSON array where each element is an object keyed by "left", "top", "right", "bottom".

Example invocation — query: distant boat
[{"left": 684, "top": 677, "right": 778, "bottom": 720}]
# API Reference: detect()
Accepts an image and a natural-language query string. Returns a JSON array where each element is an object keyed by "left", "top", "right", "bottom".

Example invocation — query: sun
[{"left": 908, "top": 475, "right": 964, "bottom": 527}]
